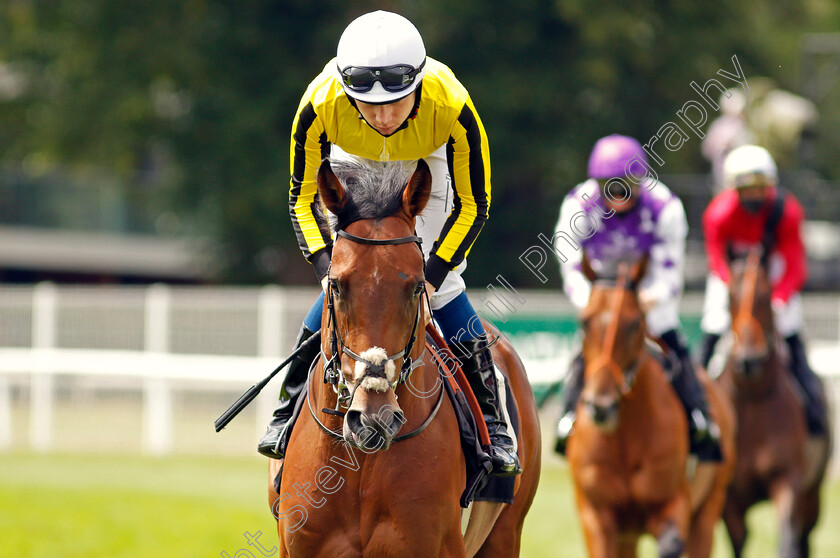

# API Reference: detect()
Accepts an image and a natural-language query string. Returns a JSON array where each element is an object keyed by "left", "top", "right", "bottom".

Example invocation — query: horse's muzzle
[
  {"left": 344, "top": 405, "right": 406, "bottom": 452},
  {"left": 734, "top": 353, "right": 767, "bottom": 378},
  {"left": 582, "top": 395, "right": 619, "bottom": 430}
]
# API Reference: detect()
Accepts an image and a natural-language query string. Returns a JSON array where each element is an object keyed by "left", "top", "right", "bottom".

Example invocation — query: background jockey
[
  {"left": 699, "top": 144, "right": 828, "bottom": 436},
  {"left": 257, "top": 11, "right": 520, "bottom": 476},
  {"left": 553, "top": 134, "right": 723, "bottom": 461}
]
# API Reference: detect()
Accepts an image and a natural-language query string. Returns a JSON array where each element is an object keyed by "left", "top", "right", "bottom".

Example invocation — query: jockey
[
  {"left": 553, "top": 134, "right": 723, "bottom": 461},
  {"left": 258, "top": 11, "right": 520, "bottom": 476},
  {"left": 699, "top": 144, "right": 828, "bottom": 435}
]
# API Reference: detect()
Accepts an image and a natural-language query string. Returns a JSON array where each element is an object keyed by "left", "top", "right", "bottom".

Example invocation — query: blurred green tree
[{"left": 0, "top": 0, "right": 836, "bottom": 286}]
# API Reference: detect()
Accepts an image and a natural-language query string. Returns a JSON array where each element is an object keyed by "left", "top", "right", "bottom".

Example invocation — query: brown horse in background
[
  {"left": 567, "top": 259, "right": 735, "bottom": 558},
  {"left": 715, "top": 249, "right": 832, "bottom": 558},
  {"left": 268, "top": 158, "right": 541, "bottom": 557}
]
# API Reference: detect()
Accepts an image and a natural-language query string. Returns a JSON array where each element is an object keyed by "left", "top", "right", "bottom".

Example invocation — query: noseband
[{"left": 322, "top": 228, "right": 425, "bottom": 409}]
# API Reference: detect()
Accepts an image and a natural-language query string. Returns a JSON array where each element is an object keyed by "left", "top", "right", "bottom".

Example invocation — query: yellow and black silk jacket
[{"left": 288, "top": 56, "right": 491, "bottom": 289}]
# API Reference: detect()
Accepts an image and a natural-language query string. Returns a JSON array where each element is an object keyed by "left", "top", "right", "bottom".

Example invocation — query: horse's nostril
[
  {"left": 736, "top": 355, "right": 764, "bottom": 377},
  {"left": 377, "top": 411, "right": 405, "bottom": 438},
  {"left": 345, "top": 410, "right": 363, "bottom": 432},
  {"left": 583, "top": 397, "right": 618, "bottom": 425}
]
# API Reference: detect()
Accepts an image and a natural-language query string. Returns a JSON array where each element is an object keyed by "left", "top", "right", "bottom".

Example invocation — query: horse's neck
[
  {"left": 397, "top": 346, "right": 441, "bottom": 412},
  {"left": 630, "top": 352, "right": 672, "bottom": 399}
]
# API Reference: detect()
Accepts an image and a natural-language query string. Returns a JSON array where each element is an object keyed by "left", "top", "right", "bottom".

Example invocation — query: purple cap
[{"left": 587, "top": 135, "right": 648, "bottom": 180}]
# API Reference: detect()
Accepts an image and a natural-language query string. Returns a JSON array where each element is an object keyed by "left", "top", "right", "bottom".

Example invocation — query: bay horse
[
  {"left": 567, "top": 258, "right": 735, "bottom": 558},
  {"left": 715, "top": 248, "right": 832, "bottom": 558},
  {"left": 268, "top": 158, "right": 541, "bottom": 557}
]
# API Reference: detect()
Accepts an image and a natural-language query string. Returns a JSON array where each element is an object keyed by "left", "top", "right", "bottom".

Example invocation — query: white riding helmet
[
  {"left": 722, "top": 144, "right": 778, "bottom": 189},
  {"left": 336, "top": 11, "right": 426, "bottom": 104}
]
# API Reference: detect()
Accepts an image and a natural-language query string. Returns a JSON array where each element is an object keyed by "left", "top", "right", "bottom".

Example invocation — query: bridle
[
  {"left": 586, "top": 267, "right": 644, "bottom": 395},
  {"left": 322, "top": 229, "right": 425, "bottom": 404},
  {"left": 308, "top": 226, "right": 444, "bottom": 443},
  {"left": 728, "top": 249, "right": 774, "bottom": 385},
  {"left": 732, "top": 248, "right": 769, "bottom": 350}
]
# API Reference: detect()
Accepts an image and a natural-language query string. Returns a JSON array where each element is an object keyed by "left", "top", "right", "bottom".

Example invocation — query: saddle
[{"left": 425, "top": 325, "right": 519, "bottom": 506}]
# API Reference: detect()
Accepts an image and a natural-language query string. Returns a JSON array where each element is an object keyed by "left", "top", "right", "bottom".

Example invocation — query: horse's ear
[
  {"left": 581, "top": 253, "right": 597, "bottom": 282},
  {"left": 629, "top": 254, "right": 649, "bottom": 288},
  {"left": 402, "top": 159, "right": 432, "bottom": 218},
  {"left": 317, "top": 159, "right": 348, "bottom": 214}
]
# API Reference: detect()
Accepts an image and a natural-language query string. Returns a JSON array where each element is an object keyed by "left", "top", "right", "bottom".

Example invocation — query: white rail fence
[{"left": 0, "top": 284, "right": 838, "bottom": 461}]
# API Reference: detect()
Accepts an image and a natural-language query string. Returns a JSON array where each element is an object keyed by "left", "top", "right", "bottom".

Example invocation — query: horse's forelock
[{"left": 326, "top": 159, "right": 415, "bottom": 230}]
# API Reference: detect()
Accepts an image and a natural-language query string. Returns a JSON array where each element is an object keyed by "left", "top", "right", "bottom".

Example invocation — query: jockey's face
[
  {"left": 355, "top": 92, "right": 416, "bottom": 136},
  {"left": 598, "top": 179, "right": 639, "bottom": 215},
  {"left": 737, "top": 184, "right": 770, "bottom": 214}
]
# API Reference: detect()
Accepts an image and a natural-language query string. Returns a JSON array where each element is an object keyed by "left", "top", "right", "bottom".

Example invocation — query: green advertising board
[{"left": 493, "top": 312, "right": 706, "bottom": 407}]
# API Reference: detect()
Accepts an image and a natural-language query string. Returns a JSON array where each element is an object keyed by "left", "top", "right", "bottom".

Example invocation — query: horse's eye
[{"left": 329, "top": 278, "right": 341, "bottom": 298}]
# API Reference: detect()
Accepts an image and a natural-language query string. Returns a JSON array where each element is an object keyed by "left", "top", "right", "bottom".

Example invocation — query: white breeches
[{"left": 700, "top": 273, "right": 803, "bottom": 337}]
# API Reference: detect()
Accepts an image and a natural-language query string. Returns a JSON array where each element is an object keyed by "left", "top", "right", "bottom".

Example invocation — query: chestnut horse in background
[
  {"left": 268, "top": 158, "right": 541, "bottom": 557},
  {"left": 716, "top": 249, "right": 831, "bottom": 558},
  {"left": 567, "top": 259, "right": 735, "bottom": 558}
]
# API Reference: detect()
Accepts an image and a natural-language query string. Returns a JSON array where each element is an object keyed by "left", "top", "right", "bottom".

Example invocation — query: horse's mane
[{"left": 324, "top": 159, "right": 416, "bottom": 230}]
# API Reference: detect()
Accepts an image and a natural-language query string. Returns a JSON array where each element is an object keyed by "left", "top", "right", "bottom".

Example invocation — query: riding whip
[{"left": 214, "top": 330, "right": 322, "bottom": 432}]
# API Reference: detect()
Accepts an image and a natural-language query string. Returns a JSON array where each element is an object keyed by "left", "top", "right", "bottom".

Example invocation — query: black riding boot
[
  {"left": 554, "top": 353, "right": 584, "bottom": 456},
  {"left": 699, "top": 333, "right": 721, "bottom": 371},
  {"left": 450, "top": 334, "right": 522, "bottom": 477},
  {"left": 661, "top": 329, "right": 723, "bottom": 462},
  {"left": 257, "top": 325, "right": 319, "bottom": 458},
  {"left": 785, "top": 333, "right": 829, "bottom": 436}
]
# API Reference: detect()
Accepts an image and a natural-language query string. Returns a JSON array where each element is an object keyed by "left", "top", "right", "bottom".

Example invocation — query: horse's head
[
  {"left": 317, "top": 157, "right": 432, "bottom": 452},
  {"left": 578, "top": 255, "right": 648, "bottom": 431},
  {"left": 727, "top": 247, "right": 775, "bottom": 379}
]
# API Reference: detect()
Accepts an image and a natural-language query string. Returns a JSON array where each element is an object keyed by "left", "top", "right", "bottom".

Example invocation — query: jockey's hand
[
  {"left": 638, "top": 288, "right": 659, "bottom": 313},
  {"left": 423, "top": 283, "right": 436, "bottom": 326}
]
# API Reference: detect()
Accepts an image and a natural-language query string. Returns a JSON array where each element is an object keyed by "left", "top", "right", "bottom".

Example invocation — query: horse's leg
[
  {"left": 267, "top": 458, "right": 287, "bottom": 555},
  {"left": 617, "top": 536, "right": 638, "bottom": 558},
  {"left": 791, "top": 484, "right": 822, "bottom": 558},
  {"left": 646, "top": 492, "right": 690, "bottom": 558},
  {"left": 576, "top": 496, "right": 619, "bottom": 558},
  {"left": 770, "top": 475, "right": 802, "bottom": 558},
  {"left": 467, "top": 502, "right": 507, "bottom": 557},
  {"left": 436, "top": 531, "right": 469, "bottom": 558},
  {"left": 722, "top": 494, "right": 748, "bottom": 558},
  {"left": 687, "top": 465, "right": 732, "bottom": 558},
  {"left": 471, "top": 509, "right": 523, "bottom": 558},
  {"left": 687, "top": 504, "right": 719, "bottom": 558}
]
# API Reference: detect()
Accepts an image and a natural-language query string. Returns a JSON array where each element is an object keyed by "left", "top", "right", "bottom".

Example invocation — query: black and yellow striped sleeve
[
  {"left": 289, "top": 100, "right": 333, "bottom": 280},
  {"left": 426, "top": 96, "right": 491, "bottom": 289}
]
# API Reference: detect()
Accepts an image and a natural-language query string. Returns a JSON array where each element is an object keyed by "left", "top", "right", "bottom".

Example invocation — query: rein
[
  {"left": 587, "top": 266, "right": 643, "bottom": 394},
  {"left": 733, "top": 249, "right": 766, "bottom": 347}
]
